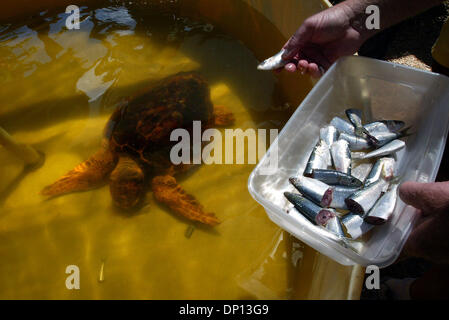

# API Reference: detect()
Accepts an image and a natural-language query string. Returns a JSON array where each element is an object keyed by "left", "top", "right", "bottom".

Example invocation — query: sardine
[
  {"left": 365, "top": 158, "right": 388, "bottom": 186},
  {"left": 342, "top": 213, "right": 374, "bottom": 240},
  {"left": 98, "top": 260, "right": 105, "bottom": 283},
  {"left": 331, "top": 140, "right": 352, "bottom": 175},
  {"left": 289, "top": 177, "right": 333, "bottom": 207},
  {"left": 360, "top": 140, "right": 406, "bottom": 160},
  {"left": 364, "top": 183, "right": 399, "bottom": 225},
  {"left": 330, "top": 117, "right": 355, "bottom": 135},
  {"left": 345, "top": 109, "right": 364, "bottom": 134},
  {"left": 345, "top": 179, "right": 388, "bottom": 215},
  {"left": 312, "top": 169, "right": 363, "bottom": 187},
  {"left": 345, "top": 109, "right": 379, "bottom": 144},
  {"left": 284, "top": 192, "right": 336, "bottom": 226},
  {"left": 331, "top": 185, "right": 360, "bottom": 210},
  {"left": 371, "top": 127, "right": 411, "bottom": 147},
  {"left": 364, "top": 120, "right": 405, "bottom": 134},
  {"left": 304, "top": 140, "right": 331, "bottom": 177},
  {"left": 320, "top": 125, "right": 338, "bottom": 147},
  {"left": 257, "top": 49, "right": 290, "bottom": 71},
  {"left": 364, "top": 157, "right": 396, "bottom": 186},
  {"left": 325, "top": 216, "right": 346, "bottom": 238},
  {"left": 339, "top": 132, "right": 372, "bottom": 151}
]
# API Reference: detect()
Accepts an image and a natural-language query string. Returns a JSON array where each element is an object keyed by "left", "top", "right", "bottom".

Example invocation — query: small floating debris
[
  {"left": 98, "top": 260, "right": 105, "bottom": 283},
  {"left": 185, "top": 225, "right": 196, "bottom": 239}
]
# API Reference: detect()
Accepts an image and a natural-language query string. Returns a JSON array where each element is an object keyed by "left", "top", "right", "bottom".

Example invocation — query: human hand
[
  {"left": 281, "top": 2, "right": 368, "bottom": 78},
  {"left": 399, "top": 181, "right": 449, "bottom": 264}
]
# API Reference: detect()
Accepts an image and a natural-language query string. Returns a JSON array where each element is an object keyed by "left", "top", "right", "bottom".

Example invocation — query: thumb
[
  {"left": 282, "top": 20, "right": 313, "bottom": 60},
  {"left": 399, "top": 181, "right": 449, "bottom": 215}
]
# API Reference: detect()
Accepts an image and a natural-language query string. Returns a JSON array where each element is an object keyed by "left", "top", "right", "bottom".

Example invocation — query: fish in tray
[
  {"left": 376, "top": 128, "right": 411, "bottom": 147},
  {"left": 338, "top": 132, "right": 372, "bottom": 151},
  {"left": 331, "top": 140, "right": 352, "bottom": 175},
  {"left": 304, "top": 139, "right": 332, "bottom": 177},
  {"left": 345, "top": 179, "right": 389, "bottom": 215},
  {"left": 320, "top": 125, "right": 338, "bottom": 146},
  {"left": 358, "top": 139, "right": 406, "bottom": 160},
  {"left": 364, "top": 120, "right": 406, "bottom": 134},
  {"left": 284, "top": 192, "right": 337, "bottom": 226},
  {"left": 289, "top": 177, "right": 333, "bottom": 207},
  {"left": 364, "top": 181, "right": 400, "bottom": 225},
  {"left": 331, "top": 185, "right": 361, "bottom": 210},
  {"left": 311, "top": 169, "right": 362, "bottom": 187},
  {"left": 282, "top": 108, "right": 410, "bottom": 242},
  {"left": 345, "top": 109, "right": 379, "bottom": 145},
  {"left": 364, "top": 157, "right": 396, "bottom": 186},
  {"left": 290, "top": 176, "right": 358, "bottom": 211},
  {"left": 325, "top": 215, "right": 346, "bottom": 239},
  {"left": 330, "top": 117, "right": 355, "bottom": 135},
  {"left": 342, "top": 213, "right": 374, "bottom": 240},
  {"left": 284, "top": 192, "right": 346, "bottom": 239}
]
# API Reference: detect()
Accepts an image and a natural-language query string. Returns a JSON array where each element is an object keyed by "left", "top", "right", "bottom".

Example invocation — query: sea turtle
[{"left": 41, "top": 72, "right": 235, "bottom": 226}]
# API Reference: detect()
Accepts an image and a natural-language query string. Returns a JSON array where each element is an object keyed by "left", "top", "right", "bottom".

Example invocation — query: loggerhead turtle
[{"left": 41, "top": 73, "right": 235, "bottom": 226}]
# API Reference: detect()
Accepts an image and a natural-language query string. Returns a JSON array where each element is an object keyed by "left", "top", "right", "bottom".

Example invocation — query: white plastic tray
[{"left": 248, "top": 56, "right": 449, "bottom": 267}]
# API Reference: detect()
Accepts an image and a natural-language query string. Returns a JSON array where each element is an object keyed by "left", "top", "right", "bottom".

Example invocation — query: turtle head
[{"left": 109, "top": 156, "right": 145, "bottom": 210}]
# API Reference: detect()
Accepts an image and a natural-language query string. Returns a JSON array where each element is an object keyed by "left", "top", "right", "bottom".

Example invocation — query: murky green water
[{"left": 0, "top": 0, "right": 353, "bottom": 299}]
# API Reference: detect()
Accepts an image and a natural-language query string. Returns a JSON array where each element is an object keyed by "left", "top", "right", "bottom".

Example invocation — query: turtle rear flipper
[
  {"left": 41, "top": 145, "right": 117, "bottom": 198},
  {"left": 151, "top": 175, "right": 220, "bottom": 226}
]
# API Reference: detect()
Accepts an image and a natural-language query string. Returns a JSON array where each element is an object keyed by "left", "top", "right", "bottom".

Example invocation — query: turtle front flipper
[
  {"left": 41, "top": 143, "right": 117, "bottom": 198},
  {"left": 151, "top": 175, "right": 220, "bottom": 226}
]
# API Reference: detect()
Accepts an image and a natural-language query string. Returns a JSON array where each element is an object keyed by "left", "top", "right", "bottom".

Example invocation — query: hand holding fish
[
  {"left": 273, "top": 0, "right": 443, "bottom": 78},
  {"left": 399, "top": 181, "right": 449, "bottom": 264},
  {"left": 280, "top": 2, "right": 367, "bottom": 78}
]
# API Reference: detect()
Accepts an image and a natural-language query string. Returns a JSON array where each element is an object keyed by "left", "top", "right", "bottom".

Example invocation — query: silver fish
[
  {"left": 330, "top": 185, "right": 360, "bottom": 210},
  {"left": 331, "top": 140, "right": 352, "bottom": 175},
  {"left": 339, "top": 132, "right": 372, "bottom": 151},
  {"left": 345, "top": 179, "right": 388, "bottom": 215},
  {"left": 345, "top": 109, "right": 379, "bottom": 144},
  {"left": 289, "top": 177, "right": 333, "bottom": 207},
  {"left": 342, "top": 213, "right": 374, "bottom": 240},
  {"left": 365, "top": 158, "right": 389, "bottom": 186},
  {"left": 360, "top": 140, "right": 406, "bottom": 160},
  {"left": 320, "top": 125, "right": 338, "bottom": 147},
  {"left": 364, "top": 183, "right": 399, "bottom": 225},
  {"left": 330, "top": 117, "right": 355, "bottom": 135},
  {"left": 284, "top": 192, "right": 336, "bottom": 226},
  {"left": 257, "top": 49, "right": 290, "bottom": 71},
  {"left": 371, "top": 127, "right": 411, "bottom": 147},
  {"left": 325, "top": 216, "right": 346, "bottom": 238},
  {"left": 311, "top": 169, "right": 363, "bottom": 187},
  {"left": 304, "top": 140, "right": 331, "bottom": 177},
  {"left": 365, "top": 120, "right": 405, "bottom": 134}
]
